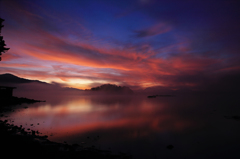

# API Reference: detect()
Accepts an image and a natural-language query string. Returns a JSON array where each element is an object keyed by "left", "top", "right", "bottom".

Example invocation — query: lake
[{"left": 1, "top": 94, "right": 240, "bottom": 159}]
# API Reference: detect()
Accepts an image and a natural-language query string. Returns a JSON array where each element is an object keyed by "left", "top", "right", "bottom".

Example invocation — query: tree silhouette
[{"left": 0, "top": 17, "right": 10, "bottom": 61}]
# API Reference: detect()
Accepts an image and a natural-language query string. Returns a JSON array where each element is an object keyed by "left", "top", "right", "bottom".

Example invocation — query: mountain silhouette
[
  {"left": 0, "top": 74, "right": 133, "bottom": 95},
  {"left": 0, "top": 73, "right": 83, "bottom": 101},
  {"left": 88, "top": 84, "right": 134, "bottom": 94},
  {"left": 0, "top": 73, "right": 81, "bottom": 92},
  {"left": 0, "top": 73, "right": 45, "bottom": 84}
]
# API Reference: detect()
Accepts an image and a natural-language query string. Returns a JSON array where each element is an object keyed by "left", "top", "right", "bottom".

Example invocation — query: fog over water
[{"left": 2, "top": 92, "right": 240, "bottom": 159}]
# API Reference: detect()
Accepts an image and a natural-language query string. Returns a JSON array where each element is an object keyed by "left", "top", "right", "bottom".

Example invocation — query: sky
[{"left": 0, "top": 0, "right": 240, "bottom": 91}]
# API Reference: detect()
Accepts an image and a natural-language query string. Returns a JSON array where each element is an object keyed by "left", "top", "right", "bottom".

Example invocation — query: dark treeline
[{"left": 0, "top": 17, "right": 10, "bottom": 61}]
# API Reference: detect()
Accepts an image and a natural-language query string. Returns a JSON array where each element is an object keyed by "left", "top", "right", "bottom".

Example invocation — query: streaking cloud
[{"left": 0, "top": 0, "right": 240, "bottom": 92}]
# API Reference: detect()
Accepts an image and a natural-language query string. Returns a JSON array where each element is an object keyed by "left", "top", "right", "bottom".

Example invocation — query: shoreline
[
  {"left": 0, "top": 97, "right": 131, "bottom": 159},
  {"left": 0, "top": 96, "right": 45, "bottom": 107}
]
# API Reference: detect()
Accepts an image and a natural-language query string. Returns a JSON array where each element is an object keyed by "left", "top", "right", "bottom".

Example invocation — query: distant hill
[
  {"left": 87, "top": 84, "right": 134, "bottom": 94},
  {"left": 0, "top": 73, "right": 63, "bottom": 91},
  {"left": 0, "top": 73, "right": 46, "bottom": 84},
  {"left": 0, "top": 73, "right": 83, "bottom": 100},
  {"left": 0, "top": 73, "right": 81, "bottom": 90},
  {"left": 0, "top": 74, "right": 132, "bottom": 96},
  {"left": 0, "top": 73, "right": 31, "bottom": 83}
]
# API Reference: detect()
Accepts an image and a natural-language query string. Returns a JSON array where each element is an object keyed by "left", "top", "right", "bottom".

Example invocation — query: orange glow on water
[{"left": 2, "top": 95, "right": 196, "bottom": 143}]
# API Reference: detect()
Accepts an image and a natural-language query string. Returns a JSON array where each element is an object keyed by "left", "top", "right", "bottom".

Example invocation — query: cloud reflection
[{"left": 6, "top": 95, "right": 195, "bottom": 143}]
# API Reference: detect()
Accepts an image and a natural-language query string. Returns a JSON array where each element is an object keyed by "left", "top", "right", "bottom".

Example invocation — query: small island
[
  {"left": 147, "top": 95, "right": 175, "bottom": 98},
  {"left": 86, "top": 84, "right": 134, "bottom": 94}
]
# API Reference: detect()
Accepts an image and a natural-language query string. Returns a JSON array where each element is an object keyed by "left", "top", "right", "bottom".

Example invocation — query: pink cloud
[
  {"left": 1, "top": 53, "right": 20, "bottom": 61},
  {"left": 1, "top": 0, "right": 236, "bottom": 91}
]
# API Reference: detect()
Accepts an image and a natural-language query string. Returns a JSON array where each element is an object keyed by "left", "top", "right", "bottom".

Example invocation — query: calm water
[{"left": 2, "top": 94, "right": 240, "bottom": 159}]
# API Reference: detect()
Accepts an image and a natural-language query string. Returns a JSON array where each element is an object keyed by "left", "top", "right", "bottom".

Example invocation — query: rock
[
  {"left": 166, "top": 145, "right": 174, "bottom": 150},
  {"left": 32, "top": 130, "right": 35, "bottom": 136}
]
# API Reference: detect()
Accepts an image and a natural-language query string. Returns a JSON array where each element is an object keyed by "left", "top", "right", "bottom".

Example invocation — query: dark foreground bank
[
  {"left": 0, "top": 96, "right": 45, "bottom": 106},
  {"left": 0, "top": 98, "right": 131, "bottom": 159}
]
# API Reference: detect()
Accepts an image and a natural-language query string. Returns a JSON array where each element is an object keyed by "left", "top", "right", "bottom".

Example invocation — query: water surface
[{"left": 2, "top": 94, "right": 240, "bottom": 159}]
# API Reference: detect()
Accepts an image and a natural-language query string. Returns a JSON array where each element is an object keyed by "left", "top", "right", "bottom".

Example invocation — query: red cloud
[{"left": 2, "top": 0, "right": 238, "bottom": 91}]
